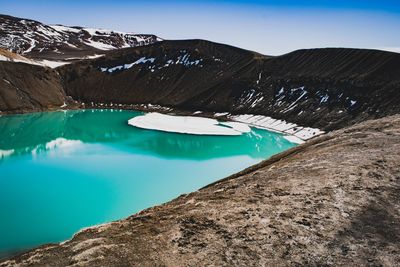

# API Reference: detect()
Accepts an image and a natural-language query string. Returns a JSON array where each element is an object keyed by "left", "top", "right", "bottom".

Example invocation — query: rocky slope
[
  {"left": 0, "top": 59, "right": 67, "bottom": 113},
  {"left": 2, "top": 114, "right": 399, "bottom": 266},
  {"left": 58, "top": 40, "right": 400, "bottom": 130},
  {"left": 58, "top": 40, "right": 261, "bottom": 111},
  {"left": 0, "top": 14, "right": 161, "bottom": 61}
]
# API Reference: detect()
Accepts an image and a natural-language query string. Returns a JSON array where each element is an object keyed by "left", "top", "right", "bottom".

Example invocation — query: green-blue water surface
[{"left": 0, "top": 109, "right": 296, "bottom": 257}]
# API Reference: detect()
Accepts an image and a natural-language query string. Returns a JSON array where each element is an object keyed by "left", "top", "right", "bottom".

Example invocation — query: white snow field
[
  {"left": 128, "top": 112, "right": 323, "bottom": 143},
  {"left": 128, "top": 113, "right": 250, "bottom": 136},
  {"left": 229, "top": 114, "right": 324, "bottom": 143}
]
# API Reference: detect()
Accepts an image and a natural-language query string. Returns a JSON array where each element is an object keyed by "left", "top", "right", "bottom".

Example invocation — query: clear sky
[{"left": 1, "top": 0, "right": 400, "bottom": 55}]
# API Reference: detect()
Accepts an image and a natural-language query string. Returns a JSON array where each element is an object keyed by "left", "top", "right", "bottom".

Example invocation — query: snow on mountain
[
  {"left": 0, "top": 14, "right": 162, "bottom": 60},
  {"left": 0, "top": 48, "right": 69, "bottom": 68}
]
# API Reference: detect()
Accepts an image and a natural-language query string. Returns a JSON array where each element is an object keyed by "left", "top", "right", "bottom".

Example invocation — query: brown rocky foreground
[{"left": 2, "top": 115, "right": 400, "bottom": 266}]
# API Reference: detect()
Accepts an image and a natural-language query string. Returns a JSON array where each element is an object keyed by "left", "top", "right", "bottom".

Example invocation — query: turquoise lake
[{"left": 0, "top": 109, "right": 296, "bottom": 257}]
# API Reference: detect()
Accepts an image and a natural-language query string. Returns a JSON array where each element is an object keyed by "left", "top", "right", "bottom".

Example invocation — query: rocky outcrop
[{"left": 2, "top": 114, "right": 399, "bottom": 266}]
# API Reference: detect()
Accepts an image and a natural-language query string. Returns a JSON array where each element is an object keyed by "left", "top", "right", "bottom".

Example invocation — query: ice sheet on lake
[
  {"left": 128, "top": 113, "right": 251, "bottom": 136},
  {"left": 229, "top": 114, "right": 324, "bottom": 143}
]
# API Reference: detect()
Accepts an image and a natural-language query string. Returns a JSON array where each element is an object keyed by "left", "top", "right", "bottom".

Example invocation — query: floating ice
[
  {"left": 128, "top": 113, "right": 250, "bottom": 136},
  {"left": 230, "top": 114, "right": 324, "bottom": 141}
]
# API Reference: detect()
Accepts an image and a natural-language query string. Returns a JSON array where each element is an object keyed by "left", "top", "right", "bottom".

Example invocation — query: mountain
[
  {"left": 57, "top": 40, "right": 400, "bottom": 130},
  {"left": 1, "top": 39, "right": 400, "bottom": 130},
  {"left": 0, "top": 14, "right": 162, "bottom": 61},
  {"left": 1, "top": 14, "right": 400, "bottom": 131}
]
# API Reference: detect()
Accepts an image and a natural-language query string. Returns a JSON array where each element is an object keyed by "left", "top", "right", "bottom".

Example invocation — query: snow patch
[
  {"left": 128, "top": 113, "right": 250, "bottom": 136},
  {"left": 282, "top": 88, "right": 307, "bottom": 113},
  {"left": 320, "top": 94, "right": 329, "bottom": 103},
  {"left": 85, "top": 54, "right": 105, "bottom": 59},
  {"left": 100, "top": 57, "right": 156, "bottom": 73},
  {"left": 283, "top": 135, "right": 305, "bottom": 144},
  {"left": 38, "top": 60, "right": 70, "bottom": 68},
  {"left": 214, "top": 112, "right": 229, "bottom": 117},
  {"left": 0, "top": 53, "right": 69, "bottom": 68},
  {"left": 220, "top": 121, "right": 251, "bottom": 133},
  {"left": 50, "top": 25, "right": 81, "bottom": 33},
  {"left": 277, "top": 87, "right": 284, "bottom": 96},
  {"left": 2, "top": 78, "right": 11, "bottom": 85},
  {"left": 256, "top": 72, "right": 262, "bottom": 85},
  {"left": 84, "top": 39, "right": 116, "bottom": 50},
  {"left": 230, "top": 114, "right": 324, "bottom": 141}
]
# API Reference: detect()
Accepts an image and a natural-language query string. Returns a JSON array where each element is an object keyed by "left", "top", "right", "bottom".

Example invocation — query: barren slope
[{"left": 0, "top": 61, "right": 67, "bottom": 113}]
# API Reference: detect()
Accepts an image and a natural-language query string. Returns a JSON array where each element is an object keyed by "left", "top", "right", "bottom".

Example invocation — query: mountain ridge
[{"left": 0, "top": 14, "right": 162, "bottom": 61}]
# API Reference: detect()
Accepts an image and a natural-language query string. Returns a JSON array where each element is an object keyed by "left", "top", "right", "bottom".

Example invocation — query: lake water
[{"left": 0, "top": 109, "right": 296, "bottom": 257}]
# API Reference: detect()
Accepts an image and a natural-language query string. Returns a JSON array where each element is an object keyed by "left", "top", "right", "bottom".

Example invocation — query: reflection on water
[
  {"left": 0, "top": 109, "right": 292, "bottom": 160},
  {"left": 0, "top": 109, "right": 296, "bottom": 257}
]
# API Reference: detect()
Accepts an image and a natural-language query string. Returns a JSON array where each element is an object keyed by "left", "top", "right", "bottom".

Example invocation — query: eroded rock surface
[{"left": 2, "top": 115, "right": 399, "bottom": 266}]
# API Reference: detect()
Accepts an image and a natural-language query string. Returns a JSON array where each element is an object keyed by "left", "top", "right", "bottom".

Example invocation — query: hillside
[
  {"left": 58, "top": 40, "right": 400, "bottom": 130},
  {"left": 0, "top": 60, "right": 66, "bottom": 113},
  {"left": 2, "top": 114, "right": 399, "bottom": 266}
]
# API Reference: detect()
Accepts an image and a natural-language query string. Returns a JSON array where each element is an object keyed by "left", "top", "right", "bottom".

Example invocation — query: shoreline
[
  {"left": 0, "top": 103, "right": 325, "bottom": 144},
  {"left": 0, "top": 106, "right": 304, "bottom": 260},
  {"left": 0, "top": 104, "right": 324, "bottom": 258}
]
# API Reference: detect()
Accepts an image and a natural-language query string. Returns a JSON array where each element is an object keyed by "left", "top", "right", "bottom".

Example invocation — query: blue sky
[{"left": 1, "top": 0, "right": 400, "bottom": 55}]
